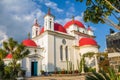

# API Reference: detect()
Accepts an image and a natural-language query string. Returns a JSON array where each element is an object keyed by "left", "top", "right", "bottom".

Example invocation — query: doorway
[{"left": 31, "top": 62, "right": 38, "bottom": 76}]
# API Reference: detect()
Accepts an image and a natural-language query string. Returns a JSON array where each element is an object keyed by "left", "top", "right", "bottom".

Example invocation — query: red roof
[
  {"left": 5, "top": 53, "right": 12, "bottom": 59},
  {"left": 22, "top": 39, "right": 37, "bottom": 47},
  {"left": 54, "top": 23, "right": 67, "bottom": 33},
  {"left": 64, "top": 20, "right": 85, "bottom": 29},
  {"left": 79, "top": 38, "right": 97, "bottom": 46},
  {"left": 40, "top": 23, "right": 67, "bottom": 34},
  {"left": 40, "top": 27, "right": 44, "bottom": 34}
]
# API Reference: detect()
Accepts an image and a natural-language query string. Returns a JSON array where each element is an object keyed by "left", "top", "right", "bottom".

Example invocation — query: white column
[
  {"left": 81, "top": 56, "right": 85, "bottom": 73},
  {"left": 38, "top": 58, "right": 42, "bottom": 76},
  {"left": 26, "top": 58, "right": 31, "bottom": 77},
  {"left": 94, "top": 54, "right": 99, "bottom": 72}
]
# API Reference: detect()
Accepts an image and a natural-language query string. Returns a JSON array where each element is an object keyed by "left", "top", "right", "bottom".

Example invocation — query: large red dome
[
  {"left": 22, "top": 39, "right": 37, "bottom": 47},
  {"left": 79, "top": 38, "right": 97, "bottom": 46},
  {"left": 40, "top": 23, "right": 67, "bottom": 34},
  {"left": 64, "top": 20, "right": 85, "bottom": 29}
]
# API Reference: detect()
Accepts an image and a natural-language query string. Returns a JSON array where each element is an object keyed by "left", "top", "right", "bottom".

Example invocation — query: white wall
[
  {"left": 33, "top": 34, "right": 48, "bottom": 72},
  {"left": 54, "top": 36, "right": 74, "bottom": 71}
]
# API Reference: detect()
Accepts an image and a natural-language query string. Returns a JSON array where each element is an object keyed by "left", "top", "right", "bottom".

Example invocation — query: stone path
[{"left": 25, "top": 75, "right": 85, "bottom": 80}]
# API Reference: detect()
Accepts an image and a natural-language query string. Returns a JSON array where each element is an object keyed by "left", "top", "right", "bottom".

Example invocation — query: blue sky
[{"left": 0, "top": 0, "right": 119, "bottom": 51}]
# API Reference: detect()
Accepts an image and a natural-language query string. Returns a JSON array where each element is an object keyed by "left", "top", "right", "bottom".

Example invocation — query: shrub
[{"left": 0, "top": 60, "right": 4, "bottom": 79}]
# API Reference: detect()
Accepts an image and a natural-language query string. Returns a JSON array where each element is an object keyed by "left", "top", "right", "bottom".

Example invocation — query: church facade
[{"left": 4, "top": 9, "right": 99, "bottom": 77}]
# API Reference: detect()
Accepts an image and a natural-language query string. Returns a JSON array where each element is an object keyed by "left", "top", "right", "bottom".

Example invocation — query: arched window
[
  {"left": 77, "top": 27, "right": 79, "bottom": 32},
  {"left": 49, "top": 21, "right": 52, "bottom": 29},
  {"left": 65, "top": 46, "right": 68, "bottom": 60},
  {"left": 60, "top": 45, "right": 63, "bottom": 61},
  {"left": 36, "top": 29, "right": 38, "bottom": 36}
]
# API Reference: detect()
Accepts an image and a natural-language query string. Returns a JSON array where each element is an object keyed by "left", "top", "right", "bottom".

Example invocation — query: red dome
[
  {"left": 40, "top": 23, "right": 67, "bottom": 34},
  {"left": 5, "top": 53, "right": 12, "bottom": 59},
  {"left": 64, "top": 20, "right": 85, "bottom": 29},
  {"left": 54, "top": 23, "right": 67, "bottom": 33},
  {"left": 79, "top": 38, "right": 97, "bottom": 46},
  {"left": 22, "top": 39, "right": 37, "bottom": 47}
]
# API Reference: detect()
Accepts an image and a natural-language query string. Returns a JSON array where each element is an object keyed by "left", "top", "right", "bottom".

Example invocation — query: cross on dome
[
  {"left": 33, "top": 19, "right": 39, "bottom": 27},
  {"left": 44, "top": 8, "right": 54, "bottom": 18},
  {"left": 48, "top": 8, "right": 51, "bottom": 15},
  {"left": 28, "top": 32, "right": 30, "bottom": 39},
  {"left": 35, "top": 19, "right": 38, "bottom": 24},
  {"left": 72, "top": 15, "right": 75, "bottom": 21},
  {"left": 87, "top": 25, "right": 92, "bottom": 31}
]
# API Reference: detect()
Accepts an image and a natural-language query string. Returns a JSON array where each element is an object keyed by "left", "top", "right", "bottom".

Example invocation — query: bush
[
  {"left": 118, "top": 66, "right": 120, "bottom": 72},
  {"left": 0, "top": 60, "right": 4, "bottom": 79},
  {"left": 3, "top": 63, "right": 21, "bottom": 80},
  {"left": 3, "top": 66, "right": 14, "bottom": 80},
  {"left": 40, "top": 70, "right": 45, "bottom": 75}
]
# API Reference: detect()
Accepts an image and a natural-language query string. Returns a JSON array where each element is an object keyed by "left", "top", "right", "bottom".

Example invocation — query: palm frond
[
  {"left": 92, "top": 71, "right": 105, "bottom": 80},
  {"left": 86, "top": 74, "right": 98, "bottom": 80},
  {"left": 99, "top": 70, "right": 110, "bottom": 80}
]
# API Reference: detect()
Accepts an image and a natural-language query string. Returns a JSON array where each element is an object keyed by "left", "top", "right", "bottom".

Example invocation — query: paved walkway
[{"left": 25, "top": 75, "right": 85, "bottom": 80}]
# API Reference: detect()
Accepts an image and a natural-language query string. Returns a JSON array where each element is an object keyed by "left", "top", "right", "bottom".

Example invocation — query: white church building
[{"left": 4, "top": 9, "right": 99, "bottom": 77}]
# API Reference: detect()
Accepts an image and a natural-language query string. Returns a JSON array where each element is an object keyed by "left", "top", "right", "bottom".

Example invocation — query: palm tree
[
  {"left": 0, "top": 49, "right": 7, "bottom": 79},
  {"left": 2, "top": 38, "right": 30, "bottom": 78},
  {"left": 0, "top": 49, "right": 7, "bottom": 61},
  {"left": 86, "top": 68, "right": 120, "bottom": 80},
  {"left": 0, "top": 60, "right": 5, "bottom": 79}
]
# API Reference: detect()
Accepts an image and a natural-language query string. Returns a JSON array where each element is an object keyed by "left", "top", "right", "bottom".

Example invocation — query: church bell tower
[
  {"left": 44, "top": 8, "right": 54, "bottom": 31},
  {"left": 32, "top": 19, "right": 40, "bottom": 38}
]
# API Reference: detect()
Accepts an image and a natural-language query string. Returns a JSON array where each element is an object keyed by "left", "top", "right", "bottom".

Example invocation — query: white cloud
[
  {"left": 65, "top": 3, "right": 75, "bottom": 17},
  {"left": 0, "top": 28, "right": 8, "bottom": 45},
  {"left": 0, "top": 0, "right": 45, "bottom": 42},
  {"left": 55, "top": 18, "right": 71, "bottom": 25},
  {"left": 45, "top": 1, "right": 63, "bottom": 12},
  {"left": 55, "top": 14, "right": 96, "bottom": 31},
  {"left": 56, "top": 13, "right": 85, "bottom": 26}
]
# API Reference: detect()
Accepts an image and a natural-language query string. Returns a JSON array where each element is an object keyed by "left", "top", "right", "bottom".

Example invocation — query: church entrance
[{"left": 31, "top": 62, "right": 38, "bottom": 76}]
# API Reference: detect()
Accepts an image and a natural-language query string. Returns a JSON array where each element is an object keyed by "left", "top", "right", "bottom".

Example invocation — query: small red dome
[
  {"left": 64, "top": 20, "right": 85, "bottom": 29},
  {"left": 5, "top": 53, "right": 12, "bottom": 59},
  {"left": 79, "top": 38, "right": 97, "bottom": 46},
  {"left": 40, "top": 23, "right": 67, "bottom": 34},
  {"left": 22, "top": 39, "right": 37, "bottom": 47}
]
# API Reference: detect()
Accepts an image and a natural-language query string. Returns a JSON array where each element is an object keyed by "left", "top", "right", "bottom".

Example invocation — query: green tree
[
  {"left": 0, "top": 60, "right": 5, "bottom": 79},
  {"left": 2, "top": 38, "right": 30, "bottom": 79},
  {"left": 0, "top": 49, "right": 7, "bottom": 60},
  {"left": 76, "top": 0, "right": 120, "bottom": 30}
]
